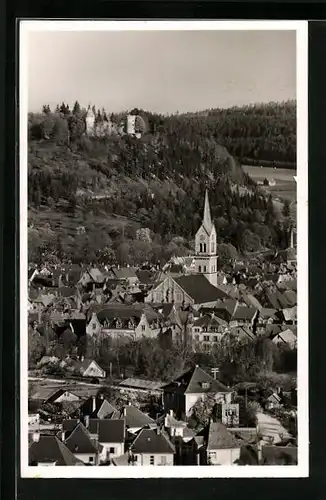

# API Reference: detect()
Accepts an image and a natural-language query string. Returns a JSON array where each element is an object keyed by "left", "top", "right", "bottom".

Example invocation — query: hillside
[{"left": 28, "top": 104, "right": 294, "bottom": 266}]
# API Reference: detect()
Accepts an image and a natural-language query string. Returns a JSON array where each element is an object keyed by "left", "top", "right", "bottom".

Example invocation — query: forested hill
[{"left": 28, "top": 102, "right": 294, "bottom": 266}]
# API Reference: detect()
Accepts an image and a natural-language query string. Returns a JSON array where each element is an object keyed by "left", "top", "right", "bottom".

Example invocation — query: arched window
[
  {"left": 203, "top": 243, "right": 207, "bottom": 253},
  {"left": 198, "top": 265, "right": 202, "bottom": 273},
  {"left": 200, "top": 243, "right": 203, "bottom": 252},
  {"left": 211, "top": 243, "right": 215, "bottom": 253}
]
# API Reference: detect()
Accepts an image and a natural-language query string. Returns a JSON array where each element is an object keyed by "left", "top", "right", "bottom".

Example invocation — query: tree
[
  {"left": 190, "top": 394, "right": 217, "bottom": 428},
  {"left": 72, "top": 100, "right": 81, "bottom": 116},
  {"left": 28, "top": 327, "right": 46, "bottom": 367},
  {"left": 282, "top": 199, "right": 291, "bottom": 218},
  {"left": 58, "top": 328, "right": 78, "bottom": 356}
]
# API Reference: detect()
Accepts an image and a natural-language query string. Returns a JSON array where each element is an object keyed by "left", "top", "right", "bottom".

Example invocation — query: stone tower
[
  {"left": 85, "top": 106, "right": 96, "bottom": 136},
  {"left": 194, "top": 190, "right": 218, "bottom": 287}
]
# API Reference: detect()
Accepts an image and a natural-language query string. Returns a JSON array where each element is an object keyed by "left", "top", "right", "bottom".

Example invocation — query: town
[{"left": 28, "top": 190, "right": 297, "bottom": 467}]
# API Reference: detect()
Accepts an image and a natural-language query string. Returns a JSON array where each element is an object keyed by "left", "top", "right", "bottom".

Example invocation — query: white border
[{"left": 20, "top": 20, "right": 308, "bottom": 478}]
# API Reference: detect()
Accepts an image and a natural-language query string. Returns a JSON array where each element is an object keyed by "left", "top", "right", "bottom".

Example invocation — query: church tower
[{"left": 194, "top": 190, "right": 218, "bottom": 287}]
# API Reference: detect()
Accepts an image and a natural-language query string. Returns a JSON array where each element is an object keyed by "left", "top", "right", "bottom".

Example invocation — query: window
[
  {"left": 198, "top": 266, "right": 202, "bottom": 273},
  {"left": 133, "top": 455, "right": 138, "bottom": 462},
  {"left": 203, "top": 243, "right": 207, "bottom": 252},
  {"left": 202, "top": 382, "right": 211, "bottom": 389},
  {"left": 176, "top": 293, "right": 182, "bottom": 302},
  {"left": 150, "top": 455, "right": 155, "bottom": 465},
  {"left": 160, "top": 456, "right": 167, "bottom": 465},
  {"left": 203, "top": 266, "right": 207, "bottom": 272},
  {"left": 141, "top": 325, "right": 145, "bottom": 332},
  {"left": 213, "top": 336, "right": 218, "bottom": 342},
  {"left": 203, "top": 335, "right": 209, "bottom": 341},
  {"left": 92, "top": 323, "right": 97, "bottom": 330},
  {"left": 89, "top": 456, "right": 94, "bottom": 462},
  {"left": 212, "top": 244, "right": 215, "bottom": 253},
  {"left": 200, "top": 243, "right": 203, "bottom": 252},
  {"left": 109, "top": 447, "right": 115, "bottom": 454}
]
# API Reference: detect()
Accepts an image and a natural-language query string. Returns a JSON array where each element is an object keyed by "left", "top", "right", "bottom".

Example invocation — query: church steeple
[
  {"left": 203, "top": 189, "right": 213, "bottom": 234},
  {"left": 193, "top": 189, "right": 218, "bottom": 287}
]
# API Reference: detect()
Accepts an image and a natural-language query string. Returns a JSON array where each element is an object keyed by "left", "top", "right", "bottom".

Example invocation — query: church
[{"left": 145, "top": 190, "right": 224, "bottom": 307}]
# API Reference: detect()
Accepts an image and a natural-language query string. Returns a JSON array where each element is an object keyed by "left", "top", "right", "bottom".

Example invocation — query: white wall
[
  {"left": 208, "top": 448, "right": 240, "bottom": 465},
  {"left": 74, "top": 452, "right": 97, "bottom": 465},
  {"left": 99, "top": 442, "right": 124, "bottom": 461},
  {"left": 133, "top": 453, "right": 174, "bottom": 466}
]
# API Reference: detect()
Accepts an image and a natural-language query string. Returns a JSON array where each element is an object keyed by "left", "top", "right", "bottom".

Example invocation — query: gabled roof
[
  {"left": 207, "top": 421, "right": 240, "bottom": 451},
  {"left": 79, "top": 396, "right": 117, "bottom": 419},
  {"left": 95, "top": 304, "right": 160, "bottom": 324},
  {"left": 162, "top": 365, "right": 231, "bottom": 395},
  {"left": 259, "top": 308, "right": 278, "bottom": 319},
  {"left": 232, "top": 307, "right": 257, "bottom": 322},
  {"left": 119, "top": 378, "right": 163, "bottom": 391},
  {"left": 193, "top": 314, "right": 227, "bottom": 328},
  {"left": 120, "top": 405, "right": 155, "bottom": 429},
  {"left": 112, "top": 267, "right": 138, "bottom": 280},
  {"left": 88, "top": 419, "right": 125, "bottom": 443},
  {"left": 131, "top": 428, "right": 175, "bottom": 454},
  {"left": 64, "top": 422, "right": 100, "bottom": 454},
  {"left": 29, "top": 435, "right": 84, "bottom": 465},
  {"left": 62, "top": 419, "right": 80, "bottom": 433},
  {"left": 174, "top": 275, "right": 229, "bottom": 304}
]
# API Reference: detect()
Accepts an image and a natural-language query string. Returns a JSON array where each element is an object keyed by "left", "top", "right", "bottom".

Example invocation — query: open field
[{"left": 242, "top": 165, "right": 297, "bottom": 204}]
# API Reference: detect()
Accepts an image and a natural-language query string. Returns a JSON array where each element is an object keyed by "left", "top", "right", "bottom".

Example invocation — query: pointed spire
[{"left": 203, "top": 189, "right": 213, "bottom": 234}]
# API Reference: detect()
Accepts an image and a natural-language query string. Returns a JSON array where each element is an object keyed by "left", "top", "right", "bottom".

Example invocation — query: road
[{"left": 256, "top": 412, "right": 291, "bottom": 444}]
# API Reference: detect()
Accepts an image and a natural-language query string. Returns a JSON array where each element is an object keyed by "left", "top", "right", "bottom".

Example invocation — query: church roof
[
  {"left": 174, "top": 275, "right": 229, "bottom": 304},
  {"left": 202, "top": 190, "right": 213, "bottom": 235}
]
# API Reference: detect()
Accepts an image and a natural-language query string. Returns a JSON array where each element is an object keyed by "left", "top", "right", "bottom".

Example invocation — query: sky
[{"left": 27, "top": 29, "right": 296, "bottom": 114}]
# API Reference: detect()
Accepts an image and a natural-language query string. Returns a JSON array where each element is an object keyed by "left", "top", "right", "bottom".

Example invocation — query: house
[
  {"left": 191, "top": 314, "right": 228, "bottom": 352},
  {"left": 216, "top": 403, "right": 240, "bottom": 427},
  {"left": 206, "top": 421, "right": 241, "bottom": 465},
  {"left": 229, "top": 307, "right": 258, "bottom": 329},
  {"left": 86, "top": 304, "right": 163, "bottom": 341},
  {"left": 79, "top": 268, "right": 105, "bottom": 289},
  {"left": 119, "top": 378, "right": 163, "bottom": 396},
  {"left": 119, "top": 404, "right": 156, "bottom": 434},
  {"left": 228, "top": 325, "right": 256, "bottom": 343},
  {"left": 129, "top": 427, "right": 175, "bottom": 466},
  {"left": 29, "top": 435, "right": 84, "bottom": 466},
  {"left": 45, "top": 389, "right": 80, "bottom": 405},
  {"left": 78, "top": 395, "right": 118, "bottom": 420},
  {"left": 265, "top": 392, "right": 282, "bottom": 410},
  {"left": 88, "top": 419, "right": 125, "bottom": 462},
  {"left": 111, "top": 266, "right": 139, "bottom": 287},
  {"left": 74, "top": 359, "right": 106, "bottom": 379},
  {"left": 145, "top": 274, "right": 229, "bottom": 309},
  {"left": 63, "top": 421, "right": 102, "bottom": 465},
  {"left": 272, "top": 328, "right": 297, "bottom": 349},
  {"left": 162, "top": 365, "right": 232, "bottom": 419}
]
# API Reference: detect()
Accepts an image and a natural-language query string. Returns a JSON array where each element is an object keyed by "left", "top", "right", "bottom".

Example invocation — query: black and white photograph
[{"left": 20, "top": 20, "right": 308, "bottom": 478}]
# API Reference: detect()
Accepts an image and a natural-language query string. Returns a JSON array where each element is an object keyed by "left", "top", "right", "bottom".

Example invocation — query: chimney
[
  {"left": 123, "top": 407, "right": 127, "bottom": 417},
  {"left": 92, "top": 395, "right": 96, "bottom": 413},
  {"left": 61, "top": 430, "right": 65, "bottom": 442}
]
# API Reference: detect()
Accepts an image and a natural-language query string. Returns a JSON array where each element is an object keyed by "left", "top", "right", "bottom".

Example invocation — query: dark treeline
[{"left": 27, "top": 101, "right": 294, "bottom": 265}]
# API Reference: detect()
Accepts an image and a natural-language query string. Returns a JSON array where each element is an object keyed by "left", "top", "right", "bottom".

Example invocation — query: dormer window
[
  {"left": 201, "top": 382, "right": 210, "bottom": 389},
  {"left": 116, "top": 319, "right": 122, "bottom": 328}
]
